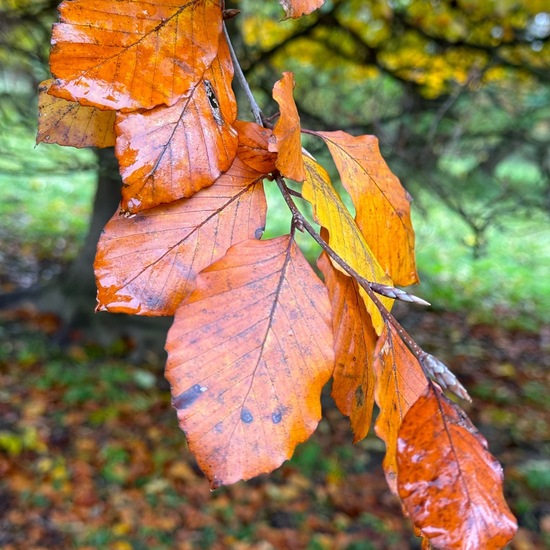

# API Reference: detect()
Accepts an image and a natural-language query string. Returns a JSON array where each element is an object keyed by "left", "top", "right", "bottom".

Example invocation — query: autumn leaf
[
  {"left": 165, "top": 236, "right": 334, "bottom": 487},
  {"left": 269, "top": 72, "right": 306, "bottom": 182},
  {"left": 373, "top": 323, "right": 428, "bottom": 493},
  {"left": 279, "top": 0, "right": 325, "bottom": 19},
  {"left": 115, "top": 33, "right": 238, "bottom": 213},
  {"left": 313, "top": 131, "right": 418, "bottom": 286},
  {"left": 49, "top": 0, "right": 223, "bottom": 112},
  {"left": 37, "top": 79, "right": 115, "bottom": 148},
  {"left": 301, "top": 154, "right": 392, "bottom": 333},
  {"left": 94, "top": 156, "right": 266, "bottom": 316},
  {"left": 235, "top": 120, "right": 278, "bottom": 174},
  {"left": 397, "top": 385, "right": 517, "bottom": 549},
  {"left": 318, "top": 253, "right": 376, "bottom": 442}
]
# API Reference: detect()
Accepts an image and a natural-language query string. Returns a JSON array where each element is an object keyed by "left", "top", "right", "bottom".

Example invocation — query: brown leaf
[
  {"left": 116, "top": 33, "right": 238, "bottom": 213},
  {"left": 49, "top": 0, "right": 223, "bottom": 111},
  {"left": 235, "top": 120, "right": 277, "bottom": 174},
  {"left": 318, "top": 253, "right": 376, "bottom": 442},
  {"left": 279, "top": 0, "right": 325, "bottom": 19},
  {"left": 302, "top": 155, "right": 392, "bottom": 334},
  {"left": 314, "top": 131, "right": 418, "bottom": 286},
  {"left": 165, "top": 236, "right": 334, "bottom": 487},
  {"left": 373, "top": 323, "right": 428, "bottom": 493},
  {"left": 269, "top": 72, "right": 306, "bottom": 182},
  {"left": 94, "top": 155, "right": 266, "bottom": 315},
  {"left": 397, "top": 385, "right": 517, "bottom": 549},
  {"left": 37, "top": 79, "right": 115, "bottom": 148}
]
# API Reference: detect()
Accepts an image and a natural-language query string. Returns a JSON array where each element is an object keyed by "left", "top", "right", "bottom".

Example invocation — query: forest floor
[{"left": 0, "top": 304, "right": 549, "bottom": 550}]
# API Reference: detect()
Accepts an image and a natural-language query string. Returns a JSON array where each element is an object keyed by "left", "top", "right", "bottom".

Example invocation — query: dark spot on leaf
[
  {"left": 255, "top": 227, "right": 265, "bottom": 239},
  {"left": 355, "top": 385, "right": 365, "bottom": 407},
  {"left": 172, "top": 384, "right": 206, "bottom": 410},
  {"left": 272, "top": 410, "right": 282, "bottom": 424},
  {"left": 241, "top": 408, "right": 253, "bottom": 423}
]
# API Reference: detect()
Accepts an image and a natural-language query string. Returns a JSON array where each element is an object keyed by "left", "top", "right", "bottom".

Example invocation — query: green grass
[{"left": 1, "top": 128, "right": 548, "bottom": 331}]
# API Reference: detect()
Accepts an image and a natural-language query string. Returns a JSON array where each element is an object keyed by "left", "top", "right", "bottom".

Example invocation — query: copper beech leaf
[
  {"left": 37, "top": 79, "right": 115, "bottom": 148},
  {"left": 165, "top": 236, "right": 334, "bottom": 487},
  {"left": 318, "top": 253, "right": 376, "bottom": 442},
  {"left": 373, "top": 323, "right": 428, "bottom": 493},
  {"left": 279, "top": 0, "right": 325, "bottom": 19},
  {"left": 302, "top": 154, "right": 392, "bottom": 333},
  {"left": 235, "top": 120, "right": 277, "bottom": 174},
  {"left": 313, "top": 131, "right": 418, "bottom": 286},
  {"left": 116, "top": 34, "right": 238, "bottom": 213},
  {"left": 94, "top": 156, "right": 266, "bottom": 316},
  {"left": 269, "top": 72, "right": 306, "bottom": 182},
  {"left": 397, "top": 385, "right": 517, "bottom": 549},
  {"left": 49, "top": 0, "right": 223, "bottom": 112}
]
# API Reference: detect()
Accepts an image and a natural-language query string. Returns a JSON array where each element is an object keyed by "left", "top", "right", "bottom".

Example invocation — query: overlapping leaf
[
  {"left": 318, "top": 253, "right": 376, "bottom": 442},
  {"left": 397, "top": 385, "right": 517, "bottom": 549},
  {"left": 235, "top": 120, "right": 277, "bottom": 174},
  {"left": 116, "top": 34, "right": 238, "bottom": 213},
  {"left": 301, "top": 155, "right": 392, "bottom": 333},
  {"left": 313, "top": 131, "right": 418, "bottom": 286},
  {"left": 37, "top": 79, "right": 115, "bottom": 148},
  {"left": 269, "top": 72, "right": 306, "bottom": 182},
  {"left": 49, "top": 0, "right": 223, "bottom": 112},
  {"left": 373, "top": 323, "right": 428, "bottom": 493},
  {"left": 165, "top": 236, "right": 334, "bottom": 487},
  {"left": 279, "top": 0, "right": 325, "bottom": 19},
  {"left": 94, "top": 156, "right": 266, "bottom": 316}
]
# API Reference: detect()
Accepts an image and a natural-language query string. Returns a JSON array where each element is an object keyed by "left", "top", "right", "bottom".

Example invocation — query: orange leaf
[
  {"left": 49, "top": 0, "right": 223, "bottom": 111},
  {"left": 397, "top": 385, "right": 517, "bottom": 549},
  {"left": 37, "top": 79, "right": 115, "bottom": 148},
  {"left": 279, "top": 0, "right": 325, "bottom": 19},
  {"left": 115, "top": 34, "right": 238, "bottom": 213},
  {"left": 318, "top": 253, "right": 376, "bottom": 443},
  {"left": 235, "top": 120, "right": 277, "bottom": 174},
  {"left": 165, "top": 236, "right": 334, "bottom": 487},
  {"left": 269, "top": 72, "right": 305, "bottom": 182},
  {"left": 302, "top": 154, "right": 392, "bottom": 333},
  {"left": 94, "top": 155, "right": 266, "bottom": 315},
  {"left": 314, "top": 131, "right": 418, "bottom": 286},
  {"left": 373, "top": 323, "right": 428, "bottom": 493}
]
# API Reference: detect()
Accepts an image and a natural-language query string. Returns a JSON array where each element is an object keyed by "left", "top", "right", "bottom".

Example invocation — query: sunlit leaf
[
  {"left": 49, "top": 0, "right": 223, "bottom": 111},
  {"left": 165, "top": 236, "right": 334, "bottom": 487},
  {"left": 94, "top": 156, "right": 266, "bottom": 316},
  {"left": 313, "top": 131, "right": 418, "bottom": 286},
  {"left": 37, "top": 79, "right": 115, "bottom": 148},
  {"left": 269, "top": 72, "right": 306, "bottom": 182},
  {"left": 318, "top": 253, "right": 376, "bottom": 442},
  {"left": 398, "top": 385, "right": 517, "bottom": 549},
  {"left": 235, "top": 120, "right": 277, "bottom": 174},
  {"left": 302, "top": 154, "right": 392, "bottom": 333},
  {"left": 373, "top": 323, "right": 428, "bottom": 493},
  {"left": 115, "top": 34, "right": 238, "bottom": 213},
  {"left": 279, "top": 0, "right": 325, "bottom": 19}
]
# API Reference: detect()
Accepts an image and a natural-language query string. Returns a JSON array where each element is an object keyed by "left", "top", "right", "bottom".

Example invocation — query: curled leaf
[
  {"left": 398, "top": 385, "right": 517, "bottom": 549},
  {"left": 165, "top": 236, "right": 334, "bottom": 487},
  {"left": 235, "top": 120, "right": 277, "bottom": 174},
  {"left": 279, "top": 0, "right": 325, "bottom": 19}
]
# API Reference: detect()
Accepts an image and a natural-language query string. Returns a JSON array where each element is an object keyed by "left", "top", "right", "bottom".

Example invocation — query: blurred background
[{"left": 0, "top": 0, "right": 549, "bottom": 548}]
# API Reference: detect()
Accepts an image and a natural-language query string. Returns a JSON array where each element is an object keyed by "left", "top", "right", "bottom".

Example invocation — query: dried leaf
[
  {"left": 165, "top": 236, "right": 334, "bottom": 487},
  {"left": 373, "top": 323, "right": 428, "bottom": 493},
  {"left": 116, "top": 34, "right": 238, "bottom": 213},
  {"left": 49, "top": 0, "right": 223, "bottom": 111},
  {"left": 318, "top": 253, "right": 376, "bottom": 442},
  {"left": 37, "top": 79, "right": 115, "bottom": 148},
  {"left": 398, "top": 385, "right": 517, "bottom": 549},
  {"left": 269, "top": 72, "right": 306, "bottom": 182},
  {"left": 302, "top": 155, "right": 392, "bottom": 333},
  {"left": 314, "top": 131, "right": 418, "bottom": 285},
  {"left": 279, "top": 0, "right": 325, "bottom": 19},
  {"left": 235, "top": 120, "right": 277, "bottom": 174},
  {"left": 94, "top": 156, "right": 266, "bottom": 315}
]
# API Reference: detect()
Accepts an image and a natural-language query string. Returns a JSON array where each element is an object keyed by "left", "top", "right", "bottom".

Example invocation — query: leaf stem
[{"left": 223, "top": 23, "right": 264, "bottom": 126}]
